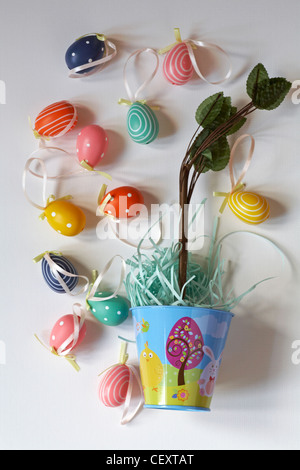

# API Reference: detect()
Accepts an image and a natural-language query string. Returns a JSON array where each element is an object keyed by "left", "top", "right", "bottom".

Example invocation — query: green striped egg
[{"left": 126, "top": 102, "right": 159, "bottom": 144}]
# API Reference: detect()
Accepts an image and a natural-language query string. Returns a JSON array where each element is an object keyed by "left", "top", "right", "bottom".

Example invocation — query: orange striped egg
[
  {"left": 98, "top": 364, "right": 130, "bottom": 407},
  {"left": 228, "top": 191, "right": 270, "bottom": 225},
  {"left": 34, "top": 100, "right": 78, "bottom": 138}
]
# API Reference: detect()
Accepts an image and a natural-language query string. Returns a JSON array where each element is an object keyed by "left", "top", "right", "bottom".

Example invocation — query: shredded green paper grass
[{"left": 125, "top": 217, "right": 269, "bottom": 311}]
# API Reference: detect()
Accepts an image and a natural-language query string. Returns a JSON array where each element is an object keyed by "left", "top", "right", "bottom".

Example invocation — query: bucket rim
[{"left": 130, "top": 305, "right": 235, "bottom": 318}]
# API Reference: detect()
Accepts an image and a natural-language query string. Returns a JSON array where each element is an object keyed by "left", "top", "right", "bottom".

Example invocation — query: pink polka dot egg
[
  {"left": 76, "top": 124, "right": 108, "bottom": 169},
  {"left": 50, "top": 314, "right": 87, "bottom": 354},
  {"left": 99, "top": 364, "right": 130, "bottom": 407},
  {"left": 163, "top": 42, "right": 194, "bottom": 85}
]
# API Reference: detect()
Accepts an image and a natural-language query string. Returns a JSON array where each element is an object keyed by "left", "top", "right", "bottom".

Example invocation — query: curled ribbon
[
  {"left": 68, "top": 34, "right": 117, "bottom": 78},
  {"left": 25, "top": 142, "right": 111, "bottom": 181},
  {"left": 98, "top": 341, "right": 144, "bottom": 425},
  {"left": 33, "top": 251, "right": 90, "bottom": 296},
  {"left": 118, "top": 47, "right": 160, "bottom": 109},
  {"left": 158, "top": 27, "right": 232, "bottom": 85},
  {"left": 34, "top": 303, "right": 86, "bottom": 372},
  {"left": 86, "top": 254, "right": 127, "bottom": 306},
  {"left": 213, "top": 134, "right": 255, "bottom": 214}
]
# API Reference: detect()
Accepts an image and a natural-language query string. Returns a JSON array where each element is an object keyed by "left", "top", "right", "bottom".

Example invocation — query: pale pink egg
[
  {"left": 76, "top": 124, "right": 108, "bottom": 168},
  {"left": 98, "top": 364, "right": 130, "bottom": 407},
  {"left": 163, "top": 42, "right": 194, "bottom": 85},
  {"left": 50, "top": 314, "right": 86, "bottom": 353}
]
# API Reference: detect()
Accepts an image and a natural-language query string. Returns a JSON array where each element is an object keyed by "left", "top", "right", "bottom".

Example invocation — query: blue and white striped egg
[
  {"left": 126, "top": 102, "right": 159, "bottom": 144},
  {"left": 41, "top": 254, "right": 78, "bottom": 293},
  {"left": 65, "top": 34, "right": 106, "bottom": 74}
]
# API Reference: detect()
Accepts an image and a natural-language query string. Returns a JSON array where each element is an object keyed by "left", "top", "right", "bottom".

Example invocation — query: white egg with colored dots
[
  {"left": 228, "top": 190, "right": 270, "bottom": 224},
  {"left": 87, "top": 291, "right": 129, "bottom": 326}
]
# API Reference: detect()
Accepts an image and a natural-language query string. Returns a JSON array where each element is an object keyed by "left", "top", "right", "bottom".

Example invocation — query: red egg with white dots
[
  {"left": 163, "top": 42, "right": 194, "bottom": 85},
  {"left": 76, "top": 124, "right": 109, "bottom": 168},
  {"left": 99, "top": 186, "right": 144, "bottom": 219},
  {"left": 50, "top": 314, "right": 86, "bottom": 354},
  {"left": 98, "top": 364, "right": 130, "bottom": 407}
]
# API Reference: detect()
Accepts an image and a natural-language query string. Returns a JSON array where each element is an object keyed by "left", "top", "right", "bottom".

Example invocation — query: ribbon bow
[
  {"left": 158, "top": 27, "right": 232, "bottom": 85},
  {"left": 118, "top": 48, "right": 160, "bottom": 110},
  {"left": 34, "top": 303, "right": 86, "bottom": 372},
  {"left": 98, "top": 341, "right": 144, "bottom": 425},
  {"left": 68, "top": 33, "right": 117, "bottom": 78},
  {"left": 33, "top": 251, "right": 90, "bottom": 296},
  {"left": 213, "top": 134, "right": 255, "bottom": 214}
]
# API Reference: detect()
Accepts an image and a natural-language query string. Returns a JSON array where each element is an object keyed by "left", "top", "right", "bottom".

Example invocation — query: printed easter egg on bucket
[
  {"left": 34, "top": 101, "right": 78, "bottom": 139},
  {"left": 65, "top": 34, "right": 106, "bottom": 74},
  {"left": 76, "top": 124, "right": 108, "bottom": 168},
  {"left": 99, "top": 186, "right": 144, "bottom": 219},
  {"left": 98, "top": 364, "right": 130, "bottom": 407},
  {"left": 132, "top": 305, "right": 234, "bottom": 411},
  {"left": 163, "top": 42, "right": 194, "bottom": 85},
  {"left": 44, "top": 200, "right": 86, "bottom": 236},
  {"left": 228, "top": 190, "right": 270, "bottom": 224},
  {"left": 87, "top": 291, "right": 129, "bottom": 326},
  {"left": 127, "top": 102, "right": 159, "bottom": 144},
  {"left": 41, "top": 253, "right": 78, "bottom": 293}
]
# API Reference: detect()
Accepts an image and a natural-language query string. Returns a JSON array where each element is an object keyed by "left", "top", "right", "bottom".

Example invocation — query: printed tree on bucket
[{"left": 166, "top": 317, "right": 204, "bottom": 386}]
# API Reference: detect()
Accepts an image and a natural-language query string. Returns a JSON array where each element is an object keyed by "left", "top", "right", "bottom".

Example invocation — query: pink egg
[
  {"left": 99, "top": 364, "right": 130, "bottom": 407},
  {"left": 163, "top": 42, "right": 194, "bottom": 85},
  {"left": 76, "top": 124, "right": 109, "bottom": 168},
  {"left": 50, "top": 314, "right": 86, "bottom": 354}
]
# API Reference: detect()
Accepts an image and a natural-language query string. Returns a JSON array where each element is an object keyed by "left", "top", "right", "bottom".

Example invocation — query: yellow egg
[
  {"left": 228, "top": 191, "right": 270, "bottom": 225},
  {"left": 44, "top": 200, "right": 86, "bottom": 236}
]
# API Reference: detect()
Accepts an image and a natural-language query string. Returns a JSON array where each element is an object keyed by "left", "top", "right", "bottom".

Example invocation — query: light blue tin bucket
[{"left": 132, "top": 306, "right": 234, "bottom": 411}]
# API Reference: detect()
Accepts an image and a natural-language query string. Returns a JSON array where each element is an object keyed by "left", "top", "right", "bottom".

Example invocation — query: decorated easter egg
[
  {"left": 34, "top": 101, "right": 78, "bottom": 138},
  {"left": 228, "top": 191, "right": 270, "bottom": 224},
  {"left": 41, "top": 254, "right": 78, "bottom": 293},
  {"left": 163, "top": 42, "right": 194, "bottom": 85},
  {"left": 76, "top": 125, "right": 108, "bottom": 168},
  {"left": 50, "top": 314, "right": 87, "bottom": 354},
  {"left": 127, "top": 102, "right": 159, "bottom": 144},
  {"left": 65, "top": 34, "right": 106, "bottom": 74},
  {"left": 99, "top": 186, "right": 144, "bottom": 219},
  {"left": 99, "top": 364, "right": 130, "bottom": 407},
  {"left": 87, "top": 291, "right": 129, "bottom": 326},
  {"left": 44, "top": 200, "right": 86, "bottom": 236}
]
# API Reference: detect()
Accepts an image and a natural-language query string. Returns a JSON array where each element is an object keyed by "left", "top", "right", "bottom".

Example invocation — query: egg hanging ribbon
[
  {"left": 98, "top": 340, "right": 144, "bottom": 425},
  {"left": 118, "top": 48, "right": 160, "bottom": 144},
  {"left": 213, "top": 134, "right": 270, "bottom": 224},
  {"left": 158, "top": 27, "right": 232, "bottom": 85},
  {"left": 86, "top": 254, "right": 127, "bottom": 305},
  {"left": 33, "top": 251, "right": 90, "bottom": 296},
  {"left": 34, "top": 303, "right": 87, "bottom": 372},
  {"left": 67, "top": 33, "right": 117, "bottom": 78},
  {"left": 22, "top": 157, "right": 86, "bottom": 236}
]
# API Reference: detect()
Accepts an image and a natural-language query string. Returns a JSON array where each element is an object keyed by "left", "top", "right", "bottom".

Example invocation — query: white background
[{"left": 0, "top": 0, "right": 300, "bottom": 451}]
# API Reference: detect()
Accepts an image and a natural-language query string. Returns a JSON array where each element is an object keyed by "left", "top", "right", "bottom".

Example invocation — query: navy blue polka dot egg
[
  {"left": 41, "top": 254, "right": 78, "bottom": 293},
  {"left": 65, "top": 34, "right": 106, "bottom": 74}
]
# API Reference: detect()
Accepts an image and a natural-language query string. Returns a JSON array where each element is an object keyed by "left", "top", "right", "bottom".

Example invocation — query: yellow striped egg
[{"left": 228, "top": 191, "right": 270, "bottom": 225}]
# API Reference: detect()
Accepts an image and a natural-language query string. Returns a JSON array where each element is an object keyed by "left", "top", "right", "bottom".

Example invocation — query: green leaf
[
  {"left": 206, "top": 97, "right": 232, "bottom": 130},
  {"left": 202, "top": 136, "right": 231, "bottom": 173},
  {"left": 246, "top": 63, "right": 269, "bottom": 100},
  {"left": 195, "top": 92, "right": 224, "bottom": 127},
  {"left": 253, "top": 77, "right": 292, "bottom": 110}
]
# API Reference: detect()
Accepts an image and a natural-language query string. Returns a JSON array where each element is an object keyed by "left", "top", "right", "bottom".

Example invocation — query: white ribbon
[
  {"left": 121, "top": 48, "right": 160, "bottom": 103},
  {"left": 120, "top": 364, "right": 144, "bottom": 425},
  {"left": 106, "top": 216, "right": 163, "bottom": 250},
  {"left": 184, "top": 39, "right": 232, "bottom": 85},
  {"left": 68, "top": 35, "right": 117, "bottom": 78},
  {"left": 41, "top": 252, "right": 90, "bottom": 296},
  {"left": 86, "top": 255, "right": 127, "bottom": 303},
  {"left": 22, "top": 157, "right": 48, "bottom": 211}
]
